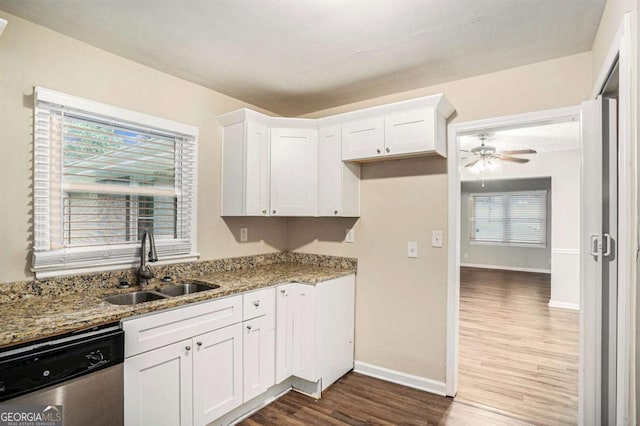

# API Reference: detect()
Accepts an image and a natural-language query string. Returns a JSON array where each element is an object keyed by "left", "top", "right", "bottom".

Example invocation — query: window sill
[{"left": 31, "top": 253, "right": 201, "bottom": 279}]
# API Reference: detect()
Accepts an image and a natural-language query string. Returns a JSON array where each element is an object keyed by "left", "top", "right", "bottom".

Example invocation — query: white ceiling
[
  {"left": 459, "top": 119, "right": 581, "bottom": 155},
  {"left": 0, "top": 0, "right": 606, "bottom": 115}
]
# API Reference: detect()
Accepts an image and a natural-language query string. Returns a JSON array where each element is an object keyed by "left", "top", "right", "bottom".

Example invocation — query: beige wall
[
  {"left": 290, "top": 53, "right": 592, "bottom": 381},
  {"left": 0, "top": 12, "right": 287, "bottom": 283}
]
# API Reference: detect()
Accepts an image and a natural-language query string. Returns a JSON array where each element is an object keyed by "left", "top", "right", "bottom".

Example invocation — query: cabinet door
[
  {"left": 318, "top": 126, "right": 342, "bottom": 216},
  {"left": 293, "top": 285, "right": 316, "bottom": 382},
  {"left": 124, "top": 339, "right": 193, "bottom": 426},
  {"left": 193, "top": 323, "right": 243, "bottom": 425},
  {"left": 270, "top": 128, "right": 318, "bottom": 216},
  {"left": 341, "top": 117, "right": 384, "bottom": 161},
  {"left": 275, "top": 284, "right": 295, "bottom": 383},
  {"left": 384, "top": 107, "right": 436, "bottom": 156},
  {"left": 245, "top": 121, "right": 270, "bottom": 216},
  {"left": 243, "top": 315, "right": 276, "bottom": 402}
]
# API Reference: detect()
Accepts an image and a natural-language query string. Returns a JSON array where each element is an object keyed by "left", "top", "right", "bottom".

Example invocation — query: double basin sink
[{"left": 103, "top": 282, "right": 220, "bottom": 306}]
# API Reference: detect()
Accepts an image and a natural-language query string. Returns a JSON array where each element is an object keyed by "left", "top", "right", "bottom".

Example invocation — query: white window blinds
[
  {"left": 469, "top": 190, "right": 547, "bottom": 246},
  {"left": 33, "top": 87, "right": 198, "bottom": 277}
]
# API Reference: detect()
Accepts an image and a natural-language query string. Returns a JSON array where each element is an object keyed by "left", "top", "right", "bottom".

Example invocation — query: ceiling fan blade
[
  {"left": 500, "top": 149, "right": 537, "bottom": 155},
  {"left": 500, "top": 155, "right": 530, "bottom": 164},
  {"left": 464, "top": 158, "right": 480, "bottom": 168}
]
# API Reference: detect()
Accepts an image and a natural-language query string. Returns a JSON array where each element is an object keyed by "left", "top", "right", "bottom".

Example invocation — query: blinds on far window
[
  {"left": 470, "top": 190, "right": 547, "bottom": 246},
  {"left": 33, "top": 87, "right": 198, "bottom": 277}
]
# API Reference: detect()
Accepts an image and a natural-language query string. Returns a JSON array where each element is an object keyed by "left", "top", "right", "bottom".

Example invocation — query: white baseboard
[
  {"left": 353, "top": 361, "right": 446, "bottom": 396},
  {"left": 460, "top": 263, "right": 551, "bottom": 274},
  {"left": 548, "top": 300, "right": 580, "bottom": 310}
]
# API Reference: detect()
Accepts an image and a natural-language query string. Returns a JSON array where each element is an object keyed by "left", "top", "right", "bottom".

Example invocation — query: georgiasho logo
[{"left": 0, "top": 405, "right": 62, "bottom": 426}]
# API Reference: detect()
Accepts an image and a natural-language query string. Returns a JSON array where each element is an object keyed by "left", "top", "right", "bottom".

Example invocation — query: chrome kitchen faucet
[{"left": 138, "top": 228, "right": 158, "bottom": 286}]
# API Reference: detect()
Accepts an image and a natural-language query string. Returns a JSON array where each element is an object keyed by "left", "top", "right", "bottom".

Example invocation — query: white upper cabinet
[
  {"left": 339, "top": 94, "right": 454, "bottom": 162},
  {"left": 219, "top": 110, "right": 270, "bottom": 216},
  {"left": 245, "top": 121, "right": 270, "bottom": 216},
  {"left": 341, "top": 117, "right": 385, "bottom": 161},
  {"left": 385, "top": 107, "right": 445, "bottom": 157},
  {"left": 270, "top": 127, "right": 318, "bottom": 216},
  {"left": 318, "top": 126, "right": 360, "bottom": 217}
]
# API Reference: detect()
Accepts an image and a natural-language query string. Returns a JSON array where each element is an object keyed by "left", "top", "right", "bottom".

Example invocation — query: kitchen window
[
  {"left": 32, "top": 87, "right": 198, "bottom": 277},
  {"left": 469, "top": 190, "right": 547, "bottom": 247}
]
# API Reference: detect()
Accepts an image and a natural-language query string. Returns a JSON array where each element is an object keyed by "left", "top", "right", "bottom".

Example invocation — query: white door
[
  {"left": 243, "top": 315, "right": 276, "bottom": 402},
  {"left": 245, "top": 121, "right": 270, "bottom": 216},
  {"left": 193, "top": 323, "right": 243, "bottom": 425},
  {"left": 384, "top": 107, "right": 436, "bottom": 156},
  {"left": 275, "top": 284, "right": 295, "bottom": 383},
  {"left": 270, "top": 128, "right": 318, "bottom": 216},
  {"left": 341, "top": 117, "right": 385, "bottom": 161},
  {"left": 580, "top": 96, "right": 618, "bottom": 426},
  {"left": 318, "top": 126, "right": 342, "bottom": 216},
  {"left": 124, "top": 339, "right": 193, "bottom": 426},
  {"left": 293, "top": 285, "right": 315, "bottom": 382}
]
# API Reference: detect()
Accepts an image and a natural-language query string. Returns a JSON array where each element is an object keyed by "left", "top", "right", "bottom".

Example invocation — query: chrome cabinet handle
[
  {"left": 196, "top": 341, "right": 202, "bottom": 347},
  {"left": 589, "top": 233, "right": 599, "bottom": 258},
  {"left": 253, "top": 300, "right": 260, "bottom": 307},
  {"left": 376, "top": 149, "right": 381, "bottom": 154},
  {"left": 246, "top": 325, "right": 252, "bottom": 331},
  {"left": 603, "top": 233, "right": 612, "bottom": 257},
  {"left": 185, "top": 346, "right": 191, "bottom": 351}
]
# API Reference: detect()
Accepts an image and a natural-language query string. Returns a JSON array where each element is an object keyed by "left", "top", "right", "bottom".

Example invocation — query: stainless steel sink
[
  {"left": 103, "top": 291, "right": 168, "bottom": 305},
  {"left": 155, "top": 283, "right": 220, "bottom": 297}
]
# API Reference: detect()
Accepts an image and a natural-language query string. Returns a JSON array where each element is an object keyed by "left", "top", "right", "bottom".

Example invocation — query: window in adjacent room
[
  {"left": 469, "top": 190, "right": 547, "bottom": 247},
  {"left": 33, "top": 87, "right": 198, "bottom": 277}
]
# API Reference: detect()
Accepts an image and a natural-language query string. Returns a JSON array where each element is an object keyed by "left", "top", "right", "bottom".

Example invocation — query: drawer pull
[
  {"left": 196, "top": 341, "right": 202, "bottom": 347},
  {"left": 253, "top": 300, "right": 260, "bottom": 307},
  {"left": 246, "top": 325, "right": 252, "bottom": 331},
  {"left": 185, "top": 346, "right": 191, "bottom": 351}
]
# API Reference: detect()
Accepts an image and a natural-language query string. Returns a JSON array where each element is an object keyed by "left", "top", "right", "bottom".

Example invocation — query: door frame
[
  {"left": 445, "top": 104, "right": 581, "bottom": 396},
  {"left": 444, "top": 12, "right": 637, "bottom": 424}
]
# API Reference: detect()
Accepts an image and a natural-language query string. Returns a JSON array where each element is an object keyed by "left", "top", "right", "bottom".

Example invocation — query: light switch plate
[
  {"left": 432, "top": 230, "right": 443, "bottom": 248},
  {"left": 240, "top": 228, "right": 248, "bottom": 242},
  {"left": 408, "top": 241, "right": 418, "bottom": 258},
  {"left": 345, "top": 228, "right": 355, "bottom": 243}
]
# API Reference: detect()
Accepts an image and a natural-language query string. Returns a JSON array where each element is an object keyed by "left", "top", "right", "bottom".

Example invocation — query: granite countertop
[{"left": 0, "top": 254, "right": 356, "bottom": 349}]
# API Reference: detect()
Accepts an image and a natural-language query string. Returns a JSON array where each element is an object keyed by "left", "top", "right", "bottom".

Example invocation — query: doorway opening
[{"left": 454, "top": 119, "right": 581, "bottom": 423}]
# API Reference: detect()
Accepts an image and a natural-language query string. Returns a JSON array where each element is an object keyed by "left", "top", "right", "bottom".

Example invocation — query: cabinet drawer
[
  {"left": 243, "top": 287, "right": 275, "bottom": 320},
  {"left": 123, "top": 295, "right": 242, "bottom": 357}
]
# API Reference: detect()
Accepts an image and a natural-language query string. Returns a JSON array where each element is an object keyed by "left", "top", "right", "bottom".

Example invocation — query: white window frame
[
  {"left": 468, "top": 190, "right": 548, "bottom": 248},
  {"left": 32, "top": 87, "right": 199, "bottom": 278}
]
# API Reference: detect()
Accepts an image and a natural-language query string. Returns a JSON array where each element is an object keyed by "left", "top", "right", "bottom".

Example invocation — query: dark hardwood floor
[
  {"left": 240, "top": 373, "right": 533, "bottom": 425},
  {"left": 456, "top": 267, "right": 579, "bottom": 425}
]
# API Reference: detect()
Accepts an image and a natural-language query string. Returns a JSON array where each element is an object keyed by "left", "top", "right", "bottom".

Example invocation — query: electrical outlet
[
  {"left": 345, "top": 228, "right": 355, "bottom": 243},
  {"left": 408, "top": 241, "right": 418, "bottom": 258},
  {"left": 432, "top": 230, "right": 443, "bottom": 248},
  {"left": 240, "top": 228, "right": 248, "bottom": 242}
]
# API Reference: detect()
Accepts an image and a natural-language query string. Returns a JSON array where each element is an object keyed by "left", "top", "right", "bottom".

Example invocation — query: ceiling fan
[{"left": 463, "top": 133, "right": 537, "bottom": 169}]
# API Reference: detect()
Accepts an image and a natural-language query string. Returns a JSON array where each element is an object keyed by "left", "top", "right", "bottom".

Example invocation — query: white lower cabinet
[
  {"left": 124, "top": 339, "right": 193, "bottom": 426},
  {"left": 193, "top": 324, "right": 243, "bottom": 425},
  {"left": 243, "top": 314, "right": 275, "bottom": 401},
  {"left": 124, "top": 276, "right": 354, "bottom": 425},
  {"left": 276, "top": 274, "right": 355, "bottom": 391}
]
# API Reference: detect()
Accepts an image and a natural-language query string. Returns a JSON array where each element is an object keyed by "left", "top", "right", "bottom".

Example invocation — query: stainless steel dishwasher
[{"left": 0, "top": 322, "right": 124, "bottom": 426}]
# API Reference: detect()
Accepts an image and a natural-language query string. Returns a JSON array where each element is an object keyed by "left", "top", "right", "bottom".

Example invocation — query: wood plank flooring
[
  {"left": 456, "top": 267, "right": 579, "bottom": 425},
  {"left": 240, "top": 372, "right": 533, "bottom": 425}
]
